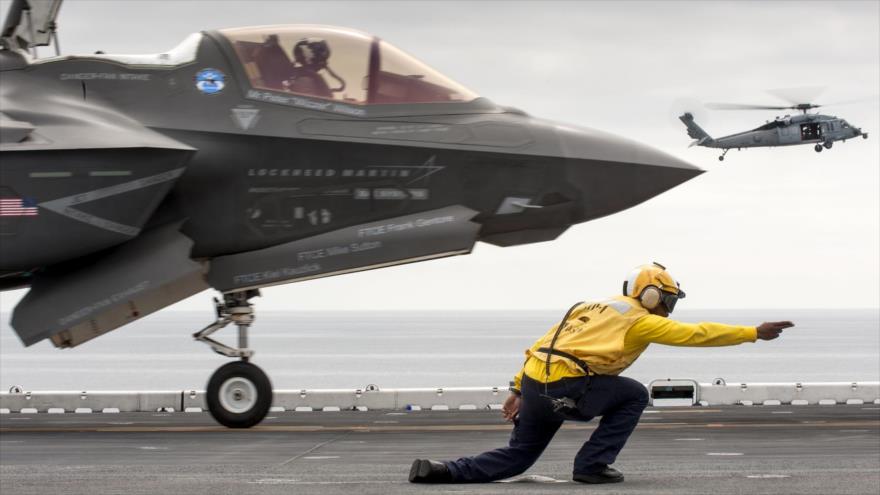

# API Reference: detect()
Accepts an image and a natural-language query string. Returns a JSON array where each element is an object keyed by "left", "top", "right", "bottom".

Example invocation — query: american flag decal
[{"left": 0, "top": 197, "right": 39, "bottom": 217}]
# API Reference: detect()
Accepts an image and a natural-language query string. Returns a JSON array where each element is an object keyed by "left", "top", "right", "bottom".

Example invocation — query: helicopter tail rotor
[
  {"left": 679, "top": 112, "right": 714, "bottom": 146},
  {"left": 669, "top": 96, "right": 709, "bottom": 129}
]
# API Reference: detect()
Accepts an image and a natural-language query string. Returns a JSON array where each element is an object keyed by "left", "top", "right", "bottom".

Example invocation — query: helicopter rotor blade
[
  {"left": 818, "top": 96, "right": 879, "bottom": 107},
  {"left": 705, "top": 102, "right": 793, "bottom": 111},
  {"left": 766, "top": 86, "right": 827, "bottom": 106}
]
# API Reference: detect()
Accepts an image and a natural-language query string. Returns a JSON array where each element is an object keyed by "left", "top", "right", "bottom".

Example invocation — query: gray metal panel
[
  {"left": 0, "top": 112, "right": 33, "bottom": 143},
  {"left": 298, "top": 119, "right": 471, "bottom": 144},
  {"left": 0, "top": 156, "right": 192, "bottom": 270},
  {"left": 208, "top": 205, "right": 480, "bottom": 292},
  {"left": 0, "top": 72, "right": 196, "bottom": 152},
  {"left": 0, "top": 0, "right": 63, "bottom": 52},
  {"left": 0, "top": 70, "right": 195, "bottom": 268},
  {"left": 297, "top": 119, "right": 533, "bottom": 148},
  {"left": 10, "top": 223, "right": 208, "bottom": 347}
]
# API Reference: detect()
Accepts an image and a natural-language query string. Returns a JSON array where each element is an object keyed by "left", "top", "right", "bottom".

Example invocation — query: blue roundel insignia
[{"left": 195, "top": 68, "right": 225, "bottom": 95}]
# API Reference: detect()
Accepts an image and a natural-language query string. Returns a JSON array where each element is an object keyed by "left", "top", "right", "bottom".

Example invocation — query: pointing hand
[{"left": 757, "top": 321, "right": 794, "bottom": 341}]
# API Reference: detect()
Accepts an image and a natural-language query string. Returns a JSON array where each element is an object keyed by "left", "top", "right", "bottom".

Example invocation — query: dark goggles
[{"left": 661, "top": 289, "right": 685, "bottom": 313}]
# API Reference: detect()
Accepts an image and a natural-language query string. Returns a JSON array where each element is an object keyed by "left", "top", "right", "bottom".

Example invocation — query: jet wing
[{"left": 11, "top": 222, "right": 208, "bottom": 348}]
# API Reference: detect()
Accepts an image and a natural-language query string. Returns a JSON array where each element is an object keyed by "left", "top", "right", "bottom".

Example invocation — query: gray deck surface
[{"left": 1, "top": 405, "right": 878, "bottom": 494}]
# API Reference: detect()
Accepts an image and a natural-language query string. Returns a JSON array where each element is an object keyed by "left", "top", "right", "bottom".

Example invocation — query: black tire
[
  {"left": 814, "top": 144, "right": 823, "bottom": 152},
  {"left": 718, "top": 155, "right": 724, "bottom": 161},
  {"left": 823, "top": 141, "right": 833, "bottom": 149},
  {"left": 206, "top": 361, "right": 273, "bottom": 428}
]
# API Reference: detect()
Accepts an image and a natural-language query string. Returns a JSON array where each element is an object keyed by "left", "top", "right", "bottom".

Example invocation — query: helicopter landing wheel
[
  {"left": 823, "top": 141, "right": 833, "bottom": 149},
  {"left": 718, "top": 155, "right": 724, "bottom": 161},
  {"left": 863, "top": 133, "right": 868, "bottom": 140},
  {"left": 206, "top": 361, "right": 273, "bottom": 428},
  {"left": 814, "top": 144, "right": 823, "bottom": 152},
  {"left": 718, "top": 149, "right": 729, "bottom": 161}
]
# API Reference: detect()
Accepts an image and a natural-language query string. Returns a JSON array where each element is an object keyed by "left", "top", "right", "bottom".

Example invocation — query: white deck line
[{"left": 0, "top": 382, "right": 877, "bottom": 413}]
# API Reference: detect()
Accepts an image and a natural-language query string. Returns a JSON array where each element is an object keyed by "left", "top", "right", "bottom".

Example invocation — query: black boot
[
  {"left": 409, "top": 459, "right": 453, "bottom": 483},
  {"left": 573, "top": 466, "right": 624, "bottom": 484}
]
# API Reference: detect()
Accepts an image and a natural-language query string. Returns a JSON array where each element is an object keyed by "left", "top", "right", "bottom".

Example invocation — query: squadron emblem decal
[
  {"left": 231, "top": 106, "right": 260, "bottom": 130},
  {"left": 195, "top": 68, "right": 226, "bottom": 95}
]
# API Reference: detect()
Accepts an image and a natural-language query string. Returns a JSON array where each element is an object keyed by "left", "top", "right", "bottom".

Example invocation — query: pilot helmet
[
  {"left": 293, "top": 38, "right": 331, "bottom": 69},
  {"left": 622, "top": 262, "right": 685, "bottom": 313}
]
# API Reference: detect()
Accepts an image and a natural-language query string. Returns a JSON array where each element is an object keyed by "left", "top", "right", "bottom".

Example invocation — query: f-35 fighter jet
[{"left": 0, "top": 0, "right": 700, "bottom": 427}]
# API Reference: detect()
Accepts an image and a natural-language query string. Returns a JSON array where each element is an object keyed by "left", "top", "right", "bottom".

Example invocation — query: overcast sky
[{"left": 0, "top": 0, "right": 878, "bottom": 312}]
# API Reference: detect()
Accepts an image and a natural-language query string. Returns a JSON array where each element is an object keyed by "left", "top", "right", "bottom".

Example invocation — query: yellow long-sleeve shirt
[{"left": 513, "top": 315, "right": 757, "bottom": 390}]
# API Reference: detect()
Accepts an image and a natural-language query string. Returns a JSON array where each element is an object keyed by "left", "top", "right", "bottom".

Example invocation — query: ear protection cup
[{"left": 639, "top": 286, "right": 662, "bottom": 310}]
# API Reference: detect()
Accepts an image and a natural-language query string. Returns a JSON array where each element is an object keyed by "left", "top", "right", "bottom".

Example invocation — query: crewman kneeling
[{"left": 409, "top": 262, "right": 793, "bottom": 484}]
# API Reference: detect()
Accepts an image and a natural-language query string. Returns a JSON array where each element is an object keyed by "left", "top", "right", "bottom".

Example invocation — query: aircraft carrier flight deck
[{"left": 2, "top": 405, "right": 878, "bottom": 495}]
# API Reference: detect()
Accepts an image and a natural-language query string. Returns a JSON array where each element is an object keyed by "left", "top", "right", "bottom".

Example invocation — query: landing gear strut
[
  {"left": 718, "top": 149, "right": 729, "bottom": 161},
  {"left": 194, "top": 289, "right": 272, "bottom": 428}
]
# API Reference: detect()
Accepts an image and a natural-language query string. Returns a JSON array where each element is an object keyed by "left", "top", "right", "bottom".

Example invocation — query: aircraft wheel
[
  {"left": 814, "top": 144, "right": 823, "bottom": 152},
  {"left": 206, "top": 361, "right": 273, "bottom": 428},
  {"left": 718, "top": 155, "right": 724, "bottom": 161},
  {"left": 823, "top": 141, "right": 833, "bottom": 149},
  {"left": 863, "top": 133, "right": 869, "bottom": 140}
]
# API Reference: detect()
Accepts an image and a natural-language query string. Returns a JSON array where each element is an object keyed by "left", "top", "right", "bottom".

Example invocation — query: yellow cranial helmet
[{"left": 622, "top": 262, "right": 685, "bottom": 312}]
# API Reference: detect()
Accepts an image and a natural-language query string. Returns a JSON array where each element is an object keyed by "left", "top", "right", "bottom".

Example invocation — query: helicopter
[{"left": 679, "top": 98, "right": 869, "bottom": 161}]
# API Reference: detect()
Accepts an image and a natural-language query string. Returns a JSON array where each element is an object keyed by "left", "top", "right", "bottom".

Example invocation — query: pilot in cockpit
[
  {"left": 252, "top": 34, "right": 346, "bottom": 98},
  {"left": 285, "top": 38, "right": 346, "bottom": 98}
]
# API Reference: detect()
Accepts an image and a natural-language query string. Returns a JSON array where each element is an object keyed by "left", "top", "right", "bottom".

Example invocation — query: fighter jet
[{"left": 0, "top": 0, "right": 701, "bottom": 427}]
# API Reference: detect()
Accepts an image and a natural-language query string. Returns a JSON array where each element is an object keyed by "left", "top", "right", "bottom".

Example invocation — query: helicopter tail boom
[{"left": 679, "top": 112, "right": 714, "bottom": 147}]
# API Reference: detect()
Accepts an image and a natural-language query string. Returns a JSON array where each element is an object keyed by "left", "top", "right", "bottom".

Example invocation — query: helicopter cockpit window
[
  {"left": 220, "top": 25, "right": 478, "bottom": 106},
  {"left": 221, "top": 26, "right": 371, "bottom": 103}
]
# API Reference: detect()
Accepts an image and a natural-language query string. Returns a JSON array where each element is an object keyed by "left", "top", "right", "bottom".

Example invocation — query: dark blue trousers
[{"left": 444, "top": 374, "right": 648, "bottom": 482}]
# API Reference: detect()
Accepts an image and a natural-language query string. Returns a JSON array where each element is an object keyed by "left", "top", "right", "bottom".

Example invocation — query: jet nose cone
[
  {"left": 554, "top": 124, "right": 703, "bottom": 222},
  {"left": 556, "top": 123, "right": 701, "bottom": 171}
]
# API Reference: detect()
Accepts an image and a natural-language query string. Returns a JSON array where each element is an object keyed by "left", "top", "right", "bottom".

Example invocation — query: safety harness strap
[{"left": 537, "top": 347, "right": 591, "bottom": 375}]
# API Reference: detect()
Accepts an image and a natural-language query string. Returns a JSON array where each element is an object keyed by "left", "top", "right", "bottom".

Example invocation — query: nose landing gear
[
  {"left": 194, "top": 289, "right": 273, "bottom": 428},
  {"left": 718, "top": 149, "right": 729, "bottom": 161},
  {"left": 814, "top": 144, "right": 823, "bottom": 152}
]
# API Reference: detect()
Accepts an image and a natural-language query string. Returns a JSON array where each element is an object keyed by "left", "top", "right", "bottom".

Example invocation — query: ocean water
[{"left": 0, "top": 309, "right": 877, "bottom": 391}]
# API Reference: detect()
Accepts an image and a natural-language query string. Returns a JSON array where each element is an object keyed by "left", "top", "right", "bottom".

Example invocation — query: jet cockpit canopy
[{"left": 219, "top": 25, "right": 478, "bottom": 105}]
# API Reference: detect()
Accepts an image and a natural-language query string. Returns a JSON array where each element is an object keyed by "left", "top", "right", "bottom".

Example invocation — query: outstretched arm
[{"left": 628, "top": 315, "right": 794, "bottom": 347}]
